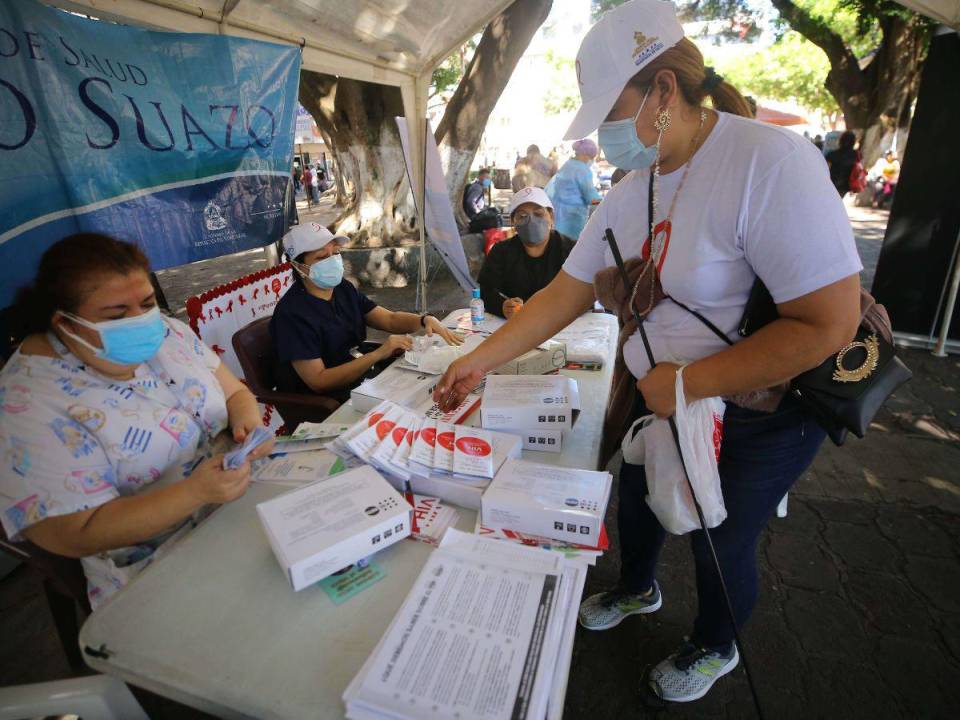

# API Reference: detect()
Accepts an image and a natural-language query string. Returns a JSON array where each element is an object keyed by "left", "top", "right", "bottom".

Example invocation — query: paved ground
[{"left": 2, "top": 204, "right": 957, "bottom": 718}]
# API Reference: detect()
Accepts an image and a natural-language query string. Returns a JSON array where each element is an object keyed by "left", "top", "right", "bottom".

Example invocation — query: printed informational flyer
[
  {"left": 344, "top": 531, "right": 563, "bottom": 720},
  {"left": 254, "top": 449, "right": 343, "bottom": 486}
]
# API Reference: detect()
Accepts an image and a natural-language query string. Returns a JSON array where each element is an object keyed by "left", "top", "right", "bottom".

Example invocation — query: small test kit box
[
  {"left": 256, "top": 466, "right": 411, "bottom": 591},
  {"left": 493, "top": 342, "right": 567, "bottom": 376},
  {"left": 351, "top": 364, "right": 438, "bottom": 414},
  {"left": 481, "top": 458, "right": 612, "bottom": 546},
  {"left": 480, "top": 375, "right": 580, "bottom": 432}
]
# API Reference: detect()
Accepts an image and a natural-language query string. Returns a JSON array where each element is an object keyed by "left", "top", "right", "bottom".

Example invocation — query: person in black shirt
[
  {"left": 825, "top": 130, "right": 859, "bottom": 196},
  {"left": 462, "top": 168, "right": 491, "bottom": 220},
  {"left": 477, "top": 186, "right": 575, "bottom": 319},
  {"left": 270, "top": 223, "right": 462, "bottom": 398}
]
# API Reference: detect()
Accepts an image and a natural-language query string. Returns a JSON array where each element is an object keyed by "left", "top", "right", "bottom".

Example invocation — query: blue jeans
[{"left": 618, "top": 396, "right": 825, "bottom": 649}]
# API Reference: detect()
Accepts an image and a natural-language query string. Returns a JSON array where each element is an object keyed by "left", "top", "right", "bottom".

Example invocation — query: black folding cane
[{"left": 604, "top": 224, "right": 766, "bottom": 720}]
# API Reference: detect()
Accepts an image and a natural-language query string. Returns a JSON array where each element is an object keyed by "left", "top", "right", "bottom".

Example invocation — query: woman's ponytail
[
  {"left": 706, "top": 77, "right": 753, "bottom": 119},
  {"left": 627, "top": 38, "right": 754, "bottom": 119}
]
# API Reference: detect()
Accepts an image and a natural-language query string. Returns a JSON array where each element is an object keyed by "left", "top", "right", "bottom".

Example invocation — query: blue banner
[{"left": 0, "top": 0, "right": 301, "bottom": 308}]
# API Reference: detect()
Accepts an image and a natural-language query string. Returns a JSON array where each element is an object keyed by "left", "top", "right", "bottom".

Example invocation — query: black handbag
[{"left": 675, "top": 280, "right": 912, "bottom": 446}]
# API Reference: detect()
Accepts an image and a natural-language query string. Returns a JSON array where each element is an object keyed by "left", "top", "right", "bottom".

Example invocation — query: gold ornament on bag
[{"left": 833, "top": 334, "right": 880, "bottom": 383}]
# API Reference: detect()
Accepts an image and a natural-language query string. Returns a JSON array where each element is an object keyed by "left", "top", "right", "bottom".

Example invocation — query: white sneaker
[{"left": 648, "top": 641, "right": 739, "bottom": 702}]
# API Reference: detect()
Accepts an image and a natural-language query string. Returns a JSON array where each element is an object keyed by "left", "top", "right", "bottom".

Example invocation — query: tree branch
[{"left": 770, "top": 0, "right": 863, "bottom": 97}]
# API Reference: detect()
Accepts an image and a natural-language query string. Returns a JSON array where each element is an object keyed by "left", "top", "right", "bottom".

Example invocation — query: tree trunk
[
  {"left": 299, "top": 72, "right": 416, "bottom": 246},
  {"left": 435, "top": 0, "right": 553, "bottom": 227},
  {"left": 771, "top": 1, "right": 928, "bottom": 168}
]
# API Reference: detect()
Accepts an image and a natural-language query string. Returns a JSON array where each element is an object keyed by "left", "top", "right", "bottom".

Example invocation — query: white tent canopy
[
  {"left": 49, "top": 0, "right": 517, "bottom": 307},
  {"left": 896, "top": 0, "right": 960, "bottom": 29}
]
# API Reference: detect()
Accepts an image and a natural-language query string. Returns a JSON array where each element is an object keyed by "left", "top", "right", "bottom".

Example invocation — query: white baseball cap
[
  {"left": 282, "top": 222, "right": 349, "bottom": 259},
  {"left": 564, "top": 0, "right": 684, "bottom": 140},
  {"left": 508, "top": 186, "right": 553, "bottom": 215}
]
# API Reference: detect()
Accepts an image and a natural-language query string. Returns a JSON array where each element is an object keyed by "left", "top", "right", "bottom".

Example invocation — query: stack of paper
[
  {"left": 330, "top": 401, "right": 522, "bottom": 508},
  {"left": 407, "top": 494, "right": 459, "bottom": 546},
  {"left": 253, "top": 449, "right": 344, "bottom": 487},
  {"left": 550, "top": 314, "right": 612, "bottom": 366},
  {"left": 481, "top": 458, "right": 613, "bottom": 547},
  {"left": 475, "top": 515, "right": 608, "bottom": 566},
  {"left": 344, "top": 528, "right": 584, "bottom": 720}
]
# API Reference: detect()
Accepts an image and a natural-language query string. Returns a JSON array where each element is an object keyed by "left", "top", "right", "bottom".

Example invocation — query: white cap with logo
[
  {"left": 282, "top": 222, "right": 349, "bottom": 260},
  {"left": 564, "top": 0, "right": 684, "bottom": 140},
  {"left": 508, "top": 186, "right": 554, "bottom": 215}
]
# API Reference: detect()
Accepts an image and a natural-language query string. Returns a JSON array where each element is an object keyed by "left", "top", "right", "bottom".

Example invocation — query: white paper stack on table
[
  {"left": 330, "top": 400, "right": 522, "bottom": 509},
  {"left": 481, "top": 375, "right": 581, "bottom": 453},
  {"left": 550, "top": 314, "right": 612, "bottom": 366},
  {"left": 344, "top": 528, "right": 585, "bottom": 720}
]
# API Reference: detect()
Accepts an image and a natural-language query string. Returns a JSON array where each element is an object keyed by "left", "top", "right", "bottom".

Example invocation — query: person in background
[
  {"left": 870, "top": 150, "right": 900, "bottom": 208},
  {"left": 813, "top": 134, "right": 824, "bottom": 152},
  {"left": 302, "top": 165, "right": 313, "bottom": 207},
  {"left": 292, "top": 163, "right": 302, "bottom": 193},
  {"left": 513, "top": 144, "right": 555, "bottom": 190},
  {"left": 546, "top": 138, "right": 603, "bottom": 240},
  {"left": 0, "top": 234, "right": 273, "bottom": 610},
  {"left": 270, "top": 223, "right": 462, "bottom": 400},
  {"left": 825, "top": 130, "right": 859, "bottom": 196},
  {"left": 462, "top": 168, "right": 492, "bottom": 221},
  {"left": 435, "top": 0, "right": 860, "bottom": 703},
  {"left": 477, "top": 186, "right": 574, "bottom": 319}
]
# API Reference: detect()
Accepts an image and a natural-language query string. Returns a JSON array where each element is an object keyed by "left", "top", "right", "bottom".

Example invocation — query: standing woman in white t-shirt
[{"left": 435, "top": 0, "right": 862, "bottom": 704}]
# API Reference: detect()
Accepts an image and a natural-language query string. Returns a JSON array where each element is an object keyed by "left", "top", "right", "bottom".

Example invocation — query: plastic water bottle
[{"left": 470, "top": 288, "right": 485, "bottom": 326}]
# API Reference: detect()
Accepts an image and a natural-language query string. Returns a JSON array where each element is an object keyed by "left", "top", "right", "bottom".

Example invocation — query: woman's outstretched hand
[{"left": 433, "top": 355, "right": 486, "bottom": 411}]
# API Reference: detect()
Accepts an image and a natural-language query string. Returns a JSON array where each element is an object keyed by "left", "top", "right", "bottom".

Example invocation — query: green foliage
[
  {"left": 430, "top": 39, "right": 478, "bottom": 99},
  {"left": 703, "top": 31, "right": 840, "bottom": 114},
  {"left": 543, "top": 49, "right": 580, "bottom": 115}
]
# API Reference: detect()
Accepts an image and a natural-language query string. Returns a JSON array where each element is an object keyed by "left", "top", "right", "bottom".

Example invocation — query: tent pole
[
  {"left": 418, "top": 110, "right": 429, "bottom": 314},
  {"left": 932, "top": 226, "right": 960, "bottom": 357}
]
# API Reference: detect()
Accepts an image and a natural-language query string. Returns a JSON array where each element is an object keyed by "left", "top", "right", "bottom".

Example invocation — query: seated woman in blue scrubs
[{"left": 270, "top": 223, "right": 462, "bottom": 400}]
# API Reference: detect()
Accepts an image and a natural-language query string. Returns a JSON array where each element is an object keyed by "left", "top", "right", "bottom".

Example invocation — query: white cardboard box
[
  {"left": 481, "top": 458, "right": 612, "bottom": 546},
  {"left": 516, "top": 427, "right": 565, "bottom": 453},
  {"left": 351, "top": 364, "right": 438, "bottom": 414},
  {"left": 493, "top": 342, "right": 567, "bottom": 376},
  {"left": 256, "top": 466, "right": 411, "bottom": 591},
  {"left": 480, "top": 375, "right": 580, "bottom": 432}
]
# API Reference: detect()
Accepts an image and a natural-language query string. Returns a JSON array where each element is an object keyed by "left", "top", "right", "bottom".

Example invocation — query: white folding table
[{"left": 79, "top": 312, "right": 618, "bottom": 719}]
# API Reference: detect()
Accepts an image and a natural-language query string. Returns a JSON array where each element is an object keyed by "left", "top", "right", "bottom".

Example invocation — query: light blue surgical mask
[
  {"left": 598, "top": 87, "right": 657, "bottom": 171},
  {"left": 59, "top": 306, "right": 166, "bottom": 366},
  {"left": 481, "top": 177, "right": 492, "bottom": 188},
  {"left": 300, "top": 253, "right": 344, "bottom": 289}
]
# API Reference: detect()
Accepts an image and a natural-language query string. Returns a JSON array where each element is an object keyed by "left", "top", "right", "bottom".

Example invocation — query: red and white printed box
[
  {"left": 407, "top": 419, "right": 437, "bottom": 476},
  {"left": 452, "top": 425, "right": 495, "bottom": 480},
  {"left": 409, "top": 430, "right": 522, "bottom": 509},
  {"left": 432, "top": 421, "right": 456, "bottom": 474}
]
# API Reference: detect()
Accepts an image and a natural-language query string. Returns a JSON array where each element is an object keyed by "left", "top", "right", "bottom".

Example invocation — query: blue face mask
[
  {"left": 598, "top": 87, "right": 657, "bottom": 171},
  {"left": 60, "top": 306, "right": 166, "bottom": 366},
  {"left": 481, "top": 177, "right": 492, "bottom": 188},
  {"left": 300, "top": 253, "right": 344, "bottom": 289}
]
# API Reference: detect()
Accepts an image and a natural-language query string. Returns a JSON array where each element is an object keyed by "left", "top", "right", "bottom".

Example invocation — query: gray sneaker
[
  {"left": 578, "top": 581, "right": 662, "bottom": 631},
  {"left": 648, "top": 641, "right": 739, "bottom": 702}
]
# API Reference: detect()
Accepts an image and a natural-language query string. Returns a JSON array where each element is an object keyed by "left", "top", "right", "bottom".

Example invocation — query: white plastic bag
[{"left": 636, "top": 366, "right": 727, "bottom": 535}]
